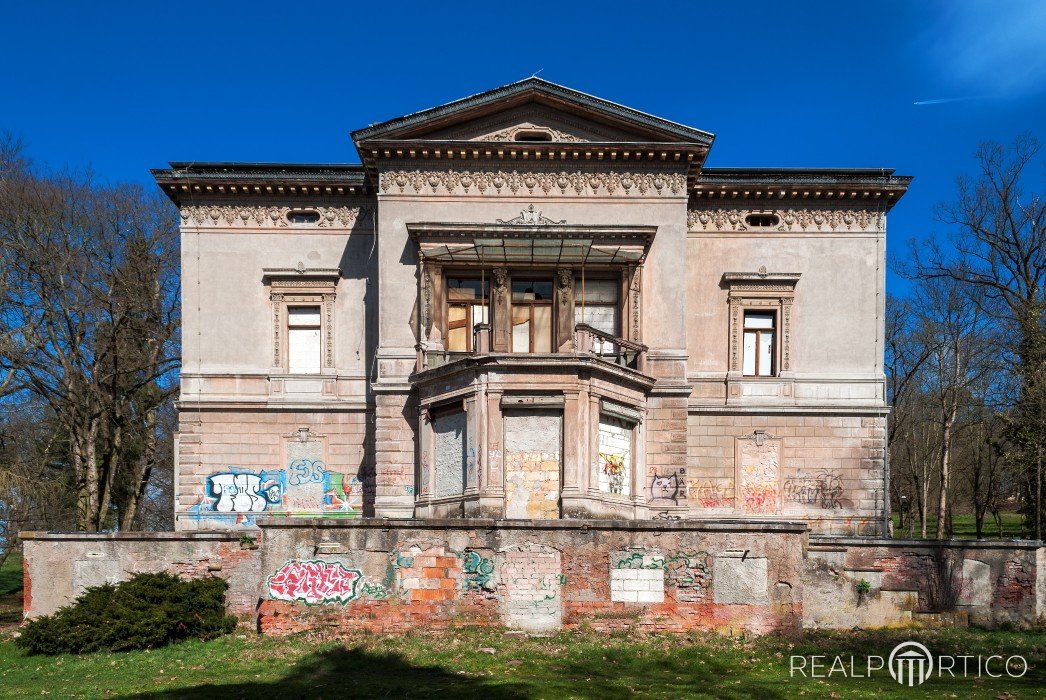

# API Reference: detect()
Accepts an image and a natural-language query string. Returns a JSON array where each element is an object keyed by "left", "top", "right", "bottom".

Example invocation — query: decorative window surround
[
  {"left": 723, "top": 270, "right": 800, "bottom": 378},
  {"left": 264, "top": 267, "right": 340, "bottom": 373}
]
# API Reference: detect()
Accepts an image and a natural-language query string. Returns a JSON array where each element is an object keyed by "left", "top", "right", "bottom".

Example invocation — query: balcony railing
[
  {"left": 573, "top": 324, "right": 647, "bottom": 371},
  {"left": 419, "top": 323, "right": 648, "bottom": 373}
]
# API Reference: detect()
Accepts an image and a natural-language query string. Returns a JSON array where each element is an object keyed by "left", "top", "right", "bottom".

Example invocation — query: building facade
[{"left": 154, "top": 79, "right": 910, "bottom": 536}]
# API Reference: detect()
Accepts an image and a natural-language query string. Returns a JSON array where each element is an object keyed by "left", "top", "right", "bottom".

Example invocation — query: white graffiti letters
[{"left": 209, "top": 473, "right": 268, "bottom": 513}]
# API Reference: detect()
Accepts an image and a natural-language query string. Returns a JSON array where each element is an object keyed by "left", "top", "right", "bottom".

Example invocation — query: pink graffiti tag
[{"left": 267, "top": 560, "right": 362, "bottom": 605}]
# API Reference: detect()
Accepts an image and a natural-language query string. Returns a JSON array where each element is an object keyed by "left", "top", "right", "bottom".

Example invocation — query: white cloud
[{"left": 923, "top": 0, "right": 1046, "bottom": 97}]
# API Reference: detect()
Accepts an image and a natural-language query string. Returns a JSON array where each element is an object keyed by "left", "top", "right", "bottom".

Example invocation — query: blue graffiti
[{"left": 288, "top": 459, "right": 326, "bottom": 486}]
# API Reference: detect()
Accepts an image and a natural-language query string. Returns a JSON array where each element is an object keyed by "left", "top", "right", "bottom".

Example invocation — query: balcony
[{"left": 419, "top": 324, "right": 647, "bottom": 372}]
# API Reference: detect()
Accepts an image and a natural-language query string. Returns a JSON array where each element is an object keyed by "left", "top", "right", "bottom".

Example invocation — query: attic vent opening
[
  {"left": 745, "top": 213, "right": 780, "bottom": 228},
  {"left": 515, "top": 130, "right": 553, "bottom": 142},
  {"left": 287, "top": 209, "right": 321, "bottom": 225}
]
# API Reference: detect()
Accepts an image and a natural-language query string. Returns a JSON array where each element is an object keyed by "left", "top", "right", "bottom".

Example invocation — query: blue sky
[{"left": 2, "top": 1, "right": 1044, "bottom": 295}]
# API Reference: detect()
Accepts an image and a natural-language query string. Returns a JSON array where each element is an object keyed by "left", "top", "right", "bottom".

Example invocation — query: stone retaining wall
[
  {"left": 20, "top": 531, "right": 261, "bottom": 619},
  {"left": 804, "top": 536, "right": 1046, "bottom": 629},
  {"left": 256, "top": 519, "right": 806, "bottom": 636},
  {"left": 20, "top": 523, "right": 1046, "bottom": 634}
]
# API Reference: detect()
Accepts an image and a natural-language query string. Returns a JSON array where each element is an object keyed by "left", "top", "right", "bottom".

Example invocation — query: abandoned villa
[{"left": 23, "top": 80, "right": 1046, "bottom": 635}]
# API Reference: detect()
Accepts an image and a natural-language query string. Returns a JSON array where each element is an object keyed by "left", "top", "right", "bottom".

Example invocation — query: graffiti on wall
[
  {"left": 208, "top": 471, "right": 285, "bottom": 514},
  {"left": 648, "top": 471, "right": 683, "bottom": 506},
  {"left": 666, "top": 551, "right": 711, "bottom": 602},
  {"left": 598, "top": 416, "right": 632, "bottom": 497},
  {"left": 739, "top": 439, "right": 780, "bottom": 514},
  {"left": 267, "top": 560, "right": 362, "bottom": 605},
  {"left": 784, "top": 470, "right": 845, "bottom": 510},
  {"left": 282, "top": 440, "right": 362, "bottom": 517},
  {"left": 461, "top": 550, "right": 496, "bottom": 592},
  {"left": 692, "top": 479, "right": 730, "bottom": 508}
]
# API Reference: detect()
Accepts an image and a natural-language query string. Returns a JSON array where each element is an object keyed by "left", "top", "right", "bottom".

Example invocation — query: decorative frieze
[
  {"left": 379, "top": 169, "right": 687, "bottom": 197},
  {"left": 688, "top": 207, "right": 885, "bottom": 232},
  {"left": 180, "top": 204, "right": 373, "bottom": 228}
]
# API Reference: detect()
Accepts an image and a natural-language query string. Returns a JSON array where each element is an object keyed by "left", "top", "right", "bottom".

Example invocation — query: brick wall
[{"left": 256, "top": 519, "right": 806, "bottom": 636}]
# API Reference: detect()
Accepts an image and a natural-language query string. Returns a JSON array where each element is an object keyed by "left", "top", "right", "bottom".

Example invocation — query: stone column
[
  {"left": 480, "top": 390, "right": 505, "bottom": 517},
  {"left": 561, "top": 389, "right": 584, "bottom": 516},
  {"left": 555, "top": 268, "right": 574, "bottom": 352},
  {"left": 491, "top": 267, "right": 510, "bottom": 352}
]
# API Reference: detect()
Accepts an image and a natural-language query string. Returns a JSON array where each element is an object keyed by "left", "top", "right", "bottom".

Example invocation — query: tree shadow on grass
[{"left": 126, "top": 645, "right": 528, "bottom": 700}]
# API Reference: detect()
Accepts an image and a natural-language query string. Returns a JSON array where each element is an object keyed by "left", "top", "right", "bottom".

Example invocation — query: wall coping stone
[
  {"left": 811, "top": 535, "right": 1044, "bottom": 551},
  {"left": 257, "top": 517, "right": 809, "bottom": 533},
  {"left": 19, "top": 531, "right": 243, "bottom": 542}
]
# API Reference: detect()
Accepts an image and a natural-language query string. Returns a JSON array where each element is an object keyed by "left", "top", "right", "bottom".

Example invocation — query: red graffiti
[{"left": 267, "top": 560, "right": 361, "bottom": 604}]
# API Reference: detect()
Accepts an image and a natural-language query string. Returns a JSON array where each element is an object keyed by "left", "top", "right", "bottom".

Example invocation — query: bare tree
[
  {"left": 914, "top": 134, "right": 1046, "bottom": 538},
  {"left": 0, "top": 138, "right": 179, "bottom": 532}
]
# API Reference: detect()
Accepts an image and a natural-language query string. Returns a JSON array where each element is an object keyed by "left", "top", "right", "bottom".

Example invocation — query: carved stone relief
[
  {"left": 379, "top": 169, "right": 686, "bottom": 197},
  {"left": 688, "top": 207, "right": 885, "bottom": 232},
  {"left": 180, "top": 204, "right": 373, "bottom": 228}
]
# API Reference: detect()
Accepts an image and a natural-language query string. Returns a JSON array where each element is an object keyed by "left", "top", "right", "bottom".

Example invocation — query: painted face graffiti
[{"left": 267, "top": 560, "right": 362, "bottom": 605}]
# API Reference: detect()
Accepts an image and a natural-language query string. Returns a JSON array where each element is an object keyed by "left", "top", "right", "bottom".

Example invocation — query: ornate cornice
[
  {"left": 180, "top": 204, "right": 373, "bottom": 228},
  {"left": 688, "top": 207, "right": 885, "bottom": 232},
  {"left": 380, "top": 168, "right": 686, "bottom": 197}
]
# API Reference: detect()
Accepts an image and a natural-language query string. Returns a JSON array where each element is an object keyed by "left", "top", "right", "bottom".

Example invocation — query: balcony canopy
[{"left": 407, "top": 219, "right": 657, "bottom": 266}]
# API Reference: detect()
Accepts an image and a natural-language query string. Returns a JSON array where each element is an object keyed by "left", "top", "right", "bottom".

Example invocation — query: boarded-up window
[
  {"left": 433, "top": 410, "right": 467, "bottom": 498},
  {"left": 598, "top": 415, "right": 632, "bottom": 497},
  {"left": 575, "top": 279, "right": 619, "bottom": 336},
  {"left": 288, "top": 306, "right": 321, "bottom": 373}
]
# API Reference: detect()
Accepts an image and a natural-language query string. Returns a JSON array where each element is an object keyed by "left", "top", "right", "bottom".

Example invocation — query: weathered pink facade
[{"left": 154, "top": 79, "right": 910, "bottom": 536}]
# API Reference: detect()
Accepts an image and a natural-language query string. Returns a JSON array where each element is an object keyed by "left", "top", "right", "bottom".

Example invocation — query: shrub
[{"left": 16, "top": 572, "right": 237, "bottom": 655}]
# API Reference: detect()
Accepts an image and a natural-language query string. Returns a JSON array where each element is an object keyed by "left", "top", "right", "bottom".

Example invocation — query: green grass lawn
[
  {"left": 0, "top": 553, "right": 22, "bottom": 627},
  {"left": 892, "top": 512, "right": 1027, "bottom": 539},
  {"left": 0, "top": 625, "right": 1043, "bottom": 699}
]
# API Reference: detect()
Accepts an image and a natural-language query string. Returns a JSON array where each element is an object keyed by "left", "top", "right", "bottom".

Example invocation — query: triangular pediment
[
  {"left": 352, "top": 78, "right": 713, "bottom": 146},
  {"left": 423, "top": 103, "right": 643, "bottom": 143}
]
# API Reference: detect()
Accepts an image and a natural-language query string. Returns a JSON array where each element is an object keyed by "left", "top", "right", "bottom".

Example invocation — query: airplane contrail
[{"left": 913, "top": 96, "right": 981, "bottom": 105}]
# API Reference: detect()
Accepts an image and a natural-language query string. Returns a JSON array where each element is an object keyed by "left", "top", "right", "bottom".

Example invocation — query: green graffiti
[
  {"left": 461, "top": 550, "right": 495, "bottom": 591},
  {"left": 558, "top": 574, "right": 567, "bottom": 585},
  {"left": 361, "top": 582, "right": 389, "bottom": 600},
  {"left": 667, "top": 551, "right": 711, "bottom": 602},
  {"left": 614, "top": 552, "right": 665, "bottom": 570}
]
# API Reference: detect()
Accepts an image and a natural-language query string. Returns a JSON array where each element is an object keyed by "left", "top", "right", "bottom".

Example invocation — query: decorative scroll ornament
[
  {"left": 496, "top": 204, "right": 566, "bottom": 225},
  {"left": 687, "top": 207, "right": 885, "bottom": 232},
  {"left": 380, "top": 169, "right": 686, "bottom": 197},
  {"left": 180, "top": 205, "right": 372, "bottom": 228},
  {"left": 485, "top": 126, "right": 586, "bottom": 143}
]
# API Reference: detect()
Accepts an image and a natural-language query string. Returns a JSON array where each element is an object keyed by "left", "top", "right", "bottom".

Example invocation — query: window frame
[
  {"left": 265, "top": 269, "right": 339, "bottom": 375},
  {"left": 445, "top": 277, "right": 491, "bottom": 353},
  {"left": 286, "top": 304, "right": 323, "bottom": 374},
  {"left": 742, "top": 310, "right": 777, "bottom": 377},
  {"left": 722, "top": 271, "right": 799, "bottom": 379},
  {"left": 510, "top": 277, "right": 554, "bottom": 353}
]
